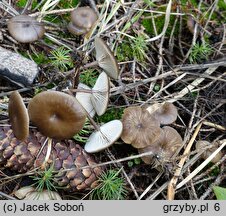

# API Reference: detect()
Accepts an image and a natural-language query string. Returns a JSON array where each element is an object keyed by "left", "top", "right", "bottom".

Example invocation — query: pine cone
[{"left": 0, "top": 126, "right": 102, "bottom": 191}]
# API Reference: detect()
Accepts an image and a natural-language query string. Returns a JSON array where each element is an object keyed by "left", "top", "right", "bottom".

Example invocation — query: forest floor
[{"left": 0, "top": 0, "right": 225, "bottom": 200}]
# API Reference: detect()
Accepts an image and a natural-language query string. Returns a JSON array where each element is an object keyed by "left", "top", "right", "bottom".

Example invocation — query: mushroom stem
[
  {"left": 82, "top": 61, "right": 98, "bottom": 69},
  {"left": 69, "top": 88, "right": 103, "bottom": 95},
  {"left": 66, "top": 90, "right": 100, "bottom": 131},
  {"left": 69, "top": 89, "right": 93, "bottom": 94},
  {"left": 86, "top": 112, "right": 100, "bottom": 131}
]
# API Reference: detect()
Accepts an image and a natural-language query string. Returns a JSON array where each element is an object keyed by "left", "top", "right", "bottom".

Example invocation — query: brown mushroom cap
[
  {"left": 138, "top": 126, "right": 183, "bottom": 167},
  {"left": 8, "top": 90, "right": 29, "bottom": 141},
  {"left": 67, "top": 22, "right": 88, "bottom": 36},
  {"left": 187, "top": 16, "right": 200, "bottom": 35},
  {"left": 147, "top": 102, "right": 178, "bottom": 125},
  {"left": 7, "top": 15, "right": 45, "bottom": 43},
  {"left": 146, "top": 103, "right": 161, "bottom": 114},
  {"left": 28, "top": 91, "right": 87, "bottom": 140},
  {"left": 121, "top": 106, "right": 161, "bottom": 148},
  {"left": 95, "top": 37, "right": 119, "bottom": 80},
  {"left": 196, "top": 140, "right": 223, "bottom": 163},
  {"left": 71, "top": 7, "right": 98, "bottom": 30}
]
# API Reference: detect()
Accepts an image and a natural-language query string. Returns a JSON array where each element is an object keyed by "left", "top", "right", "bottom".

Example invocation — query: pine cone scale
[{"left": 0, "top": 127, "right": 102, "bottom": 191}]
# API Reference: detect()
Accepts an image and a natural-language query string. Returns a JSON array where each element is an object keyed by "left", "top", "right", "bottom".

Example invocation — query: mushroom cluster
[
  {"left": 68, "top": 6, "right": 98, "bottom": 36},
  {"left": 76, "top": 71, "right": 110, "bottom": 117},
  {"left": 6, "top": 5, "right": 121, "bottom": 156},
  {"left": 8, "top": 90, "right": 87, "bottom": 141},
  {"left": 5, "top": 90, "right": 104, "bottom": 192},
  {"left": 8, "top": 76, "right": 121, "bottom": 154},
  {"left": 74, "top": 37, "right": 121, "bottom": 153},
  {"left": 75, "top": 72, "right": 123, "bottom": 153},
  {"left": 6, "top": 6, "right": 98, "bottom": 43},
  {"left": 121, "top": 102, "right": 183, "bottom": 170}
]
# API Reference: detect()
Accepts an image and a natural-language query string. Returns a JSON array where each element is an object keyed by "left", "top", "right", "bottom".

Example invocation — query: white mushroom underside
[
  {"left": 91, "top": 72, "right": 109, "bottom": 116},
  {"left": 97, "top": 54, "right": 118, "bottom": 80},
  {"left": 76, "top": 83, "right": 96, "bottom": 117},
  {"left": 95, "top": 37, "right": 119, "bottom": 79},
  {"left": 85, "top": 120, "right": 123, "bottom": 153}
]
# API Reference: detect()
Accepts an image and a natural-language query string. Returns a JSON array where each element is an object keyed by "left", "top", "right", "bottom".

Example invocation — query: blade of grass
[{"left": 146, "top": 0, "right": 172, "bottom": 42}]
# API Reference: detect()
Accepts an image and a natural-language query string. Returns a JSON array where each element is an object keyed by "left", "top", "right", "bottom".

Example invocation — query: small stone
[{"left": 0, "top": 47, "right": 39, "bottom": 86}]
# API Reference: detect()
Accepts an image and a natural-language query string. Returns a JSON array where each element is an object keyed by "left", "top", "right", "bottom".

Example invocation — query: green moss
[
  {"left": 154, "top": 84, "right": 161, "bottom": 92},
  {"left": 180, "top": 0, "right": 198, "bottom": 7},
  {"left": 116, "top": 42, "right": 133, "bottom": 62},
  {"left": 142, "top": 13, "right": 179, "bottom": 36},
  {"left": 142, "top": 18, "right": 153, "bottom": 35},
  {"left": 90, "top": 168, "right": 127, "bottom": 200},
  {"left": 209, "top": 166, "right": 220, "bottom": 177},
  {"left": 117, "top": 35, "right": 149, "bottom": 62},
  {"left": 16, "top": 0, "right": 39, "bottom": 9},
  {"left": 16, "top": 0, "right": 27, "bottom": 8},
  {"left": 96, "top": 108, "right": 124, "bottom": 123},
  {"left": 128, "top": 156, "right": 142, "bottom": 167},
  {"left": 58, "top": 0, "right": 79, "bottom": 8},
  {"left": 79, "top": 69, "right": 99, "bottom": 87},
  {"left": 44, "top": 14, "right": 62, "bottom": 24},
  {"left": 18, "top": 51, "right": 49, "bottom": 65},
  {"left": 218, "top": 0, "right": 226, "bottom": 10},
  {"left": 73, "top": 120, "right": 91, "bottom": 143},
  {"left": 189, "top": 42, "right": 213, "bottom": 63},
  {"left": 50, "top": 46, "right": 73, "bottom": 71},
  {"left": 43, "top": 37, "right": 55, "bottom": 46},
  {"left": 32, "top": 52, "right": 49, "bottom": 65}
]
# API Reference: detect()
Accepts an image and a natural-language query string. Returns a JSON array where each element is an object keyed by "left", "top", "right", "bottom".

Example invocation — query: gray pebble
[{"left": 0, "top": 47, "right": 39, "bottom": 86}]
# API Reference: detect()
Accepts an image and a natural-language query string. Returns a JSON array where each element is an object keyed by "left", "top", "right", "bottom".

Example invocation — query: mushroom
[
  {"left": 7, "top": 15, "right": 45, "bottom": 43},
  {"left": 138, "top": 126, "right": 183, "bottom": 168},
  {"left": 76, "top": 83, "right": 96, "bottom": 117},
  {"left": 25, "top": 190, "right": 62, "bottom": 200},
  {"left": 147, "top": 102, "right": 178, "bottom": 125},
  {"left": 68, "top": 22, "right": 88, "bottom": 36},
  {"left": 83, "top": 37, "right": 119, "bottom": 80},
  {"left": 84, "top": 120, "right": 123, "bottom": 153},
  {"left": 28, "top": 91, "right": 87, "bottom": 140},
  {"left": 146, "top": 103, "right": 162, "bottom": 114},
  {"left": 121, "top": 106, "right": 161, "bottom": 148},
  {"left": 91, "top": 72, "right": 110, "bottom": 116},
  {"left": 195, "top": 140, "right": 223, "bottom": 163},
  {"left": 68, "top": 6, "right": 98, "bottom": 36},
  {"left": 187, "top": 15, "right": 200, "bottom": 35},
  {"left": 94, "top": 37, "right": 119, "bottom": 80},
  {"left": 8, "top": 90, "right": 29, "bottom": 141},
  {"left": 14, "top": 186, "right": 62, "bottom": 200}
]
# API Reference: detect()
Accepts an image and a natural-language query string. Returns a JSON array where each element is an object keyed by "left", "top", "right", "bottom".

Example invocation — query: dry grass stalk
[{"left": 167, "top": 123, "right": 202, "bottom": 200}]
